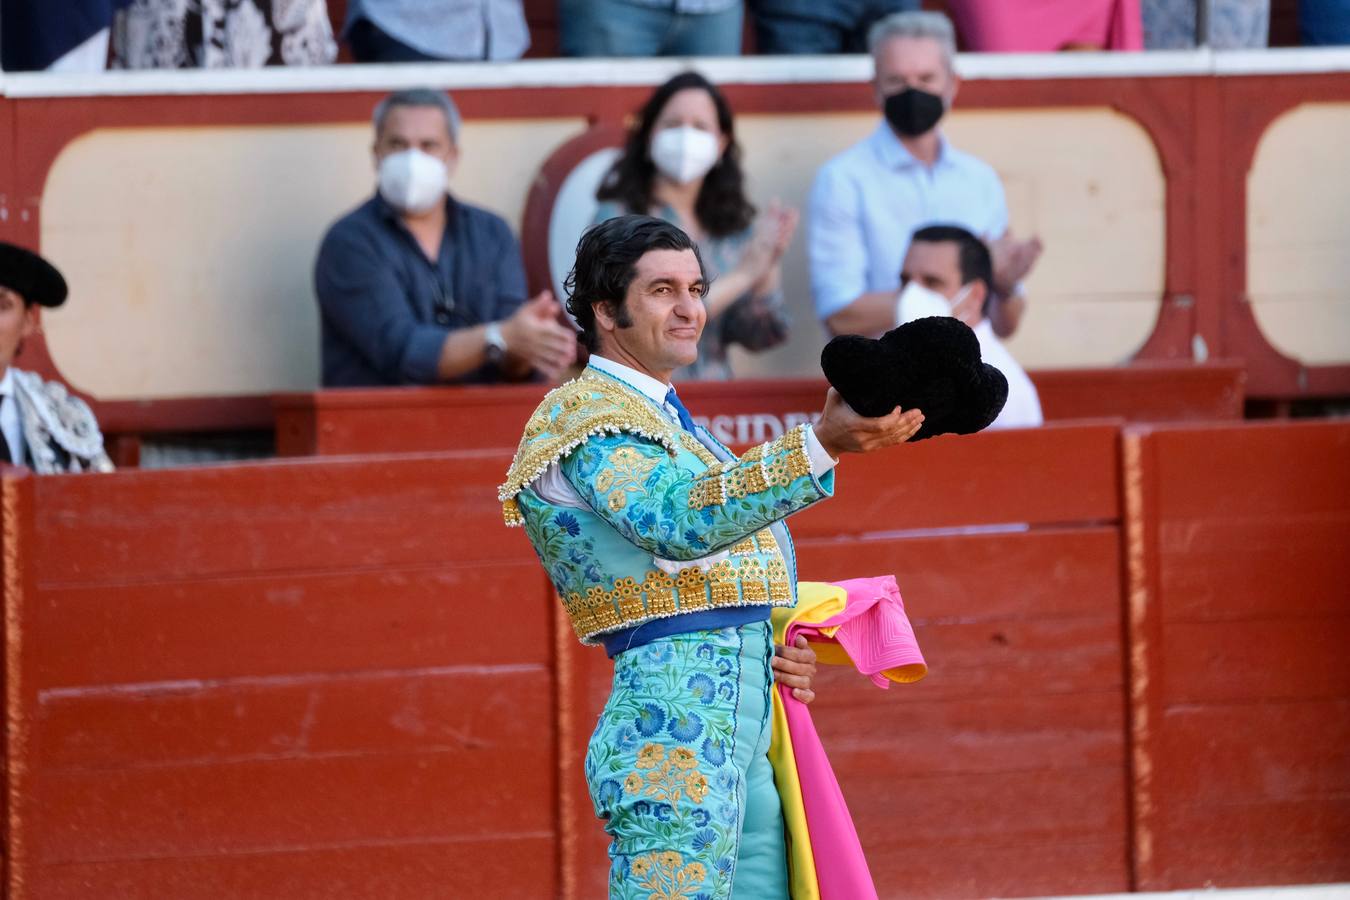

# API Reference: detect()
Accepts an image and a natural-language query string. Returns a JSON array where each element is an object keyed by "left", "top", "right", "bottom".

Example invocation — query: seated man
[
  {"left": 901, "top": 224, "right": 1042, "bottom": 428},
  {"left": 315, "top": 88, "right": 576, "bottom": 387},
  {"left": 0, "top": 242, "right": 113, "bottom": 473},
  {"left": 808, "top": 10, "right": 1042, "bottom": 339}
]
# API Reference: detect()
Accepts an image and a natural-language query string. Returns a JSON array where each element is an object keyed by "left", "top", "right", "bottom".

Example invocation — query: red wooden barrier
[
  {"left": 1033, "top": 360, "right": 1244, "bottom": 423},
  {"left": 1122, "top": 419, "right": 1350, "bottom": 891},
  {"left": 274, "top": 363, "right": 1243, "bottom": 458},
  {"left": 5, "top": 454, "right": 557, "bottom": 899},
  {"left": 4, "top": 417, "right": 1344, "bottom": 898},
  {"left": 555, "top": 422, "right": 1129, "bottom": 898}
]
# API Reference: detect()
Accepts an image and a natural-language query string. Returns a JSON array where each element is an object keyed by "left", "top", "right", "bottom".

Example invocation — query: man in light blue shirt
[{"left": 808, "top": 10, "right": 1042, "bottom": 339}]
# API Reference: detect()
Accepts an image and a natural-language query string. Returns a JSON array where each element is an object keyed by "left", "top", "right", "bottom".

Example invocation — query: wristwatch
[{"left": 484, "top": 322, "right": 508, "bottom": 366}]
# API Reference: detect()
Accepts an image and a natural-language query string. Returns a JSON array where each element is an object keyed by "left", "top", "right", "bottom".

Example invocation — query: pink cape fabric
[{"left": 779, "top": 576, "right": 927, "bottom": 900}]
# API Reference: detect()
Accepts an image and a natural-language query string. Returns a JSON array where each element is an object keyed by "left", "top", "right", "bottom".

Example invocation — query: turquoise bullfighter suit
[{"left": 500, "top": 356, "right": 835, "bottom": 899}]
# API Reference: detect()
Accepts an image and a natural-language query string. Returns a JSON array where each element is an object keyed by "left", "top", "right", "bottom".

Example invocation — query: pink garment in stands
[
  {"left": 779, "top": 575, "right": 927, "bottom": 900},
  {"left": 947, "top": 0, "right": 1144, "bottom": 51}
]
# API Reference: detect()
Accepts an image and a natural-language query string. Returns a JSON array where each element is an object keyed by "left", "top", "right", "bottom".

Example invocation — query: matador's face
[{"left": 596, "top": 248, "right": 707, "bottom": 382}]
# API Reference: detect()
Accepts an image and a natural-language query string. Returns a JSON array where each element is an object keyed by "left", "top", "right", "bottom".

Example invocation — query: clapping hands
[{"left": 989, "top": 230, "right": 1043, "bottom": 296}]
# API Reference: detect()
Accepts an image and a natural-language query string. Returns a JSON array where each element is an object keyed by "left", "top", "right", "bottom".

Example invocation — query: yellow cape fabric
[{"left": 768, "top": 581, "right": 850, "bottom": 900}]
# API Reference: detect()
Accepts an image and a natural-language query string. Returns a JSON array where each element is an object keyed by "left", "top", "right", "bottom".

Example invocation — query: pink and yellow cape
[{"left": 769, "top": 576, "right": 928, "bottom": 900}]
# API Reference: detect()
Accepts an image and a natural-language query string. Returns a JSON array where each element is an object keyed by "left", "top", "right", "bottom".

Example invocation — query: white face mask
[
  {"left": 649, "top": 126, "right": 721, "bottom": 185},
  {"left": 377, "top": 148, "right": 448, "bottom": 214},
  {"left": 895, "top": 280, "right": 973, "bottom": 326}
]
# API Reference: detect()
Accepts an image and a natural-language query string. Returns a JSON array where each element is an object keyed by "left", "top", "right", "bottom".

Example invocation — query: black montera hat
[
  {"left": 821, "top": 316, "right": 1008, "bottom": 441},
  {"left": 0, "top": 242, "right": 68, "bottom": 308}
]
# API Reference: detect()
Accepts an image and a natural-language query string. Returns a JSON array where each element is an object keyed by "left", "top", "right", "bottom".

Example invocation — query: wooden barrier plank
[
  {"left": 1162, "top": 618, "right": 1350, "bottom": 703},
  {"left": 35, "top": 453, "right": 524, "bottom": 585},
  {"left": 843, "top": 766, "right": 1127, "bottom": 845},
  {"left": 36, "top": 668, "right": 546, "bottom": 770},
  {"left": 34, "top": 749, "right": 553, "bottom": 864},
  {"left": 1154, "top": 799, "right": 1350, "bottom": 887},
  {"left": 33, "top": 563, "right": 550, "bottom": 687},
  {"left": 1155, "top": 701, "right": 1350, "bottom": 803},
  {"left": 864, "top": 617, "right": 1123, "bottom": 702},
  {"left": 812, "top": 684, "right": 1126, "bottom": 775},
  {"left": 795, "top": 527, "right": 1122, "bottom": 624},
  {"left": 1033, "top": 361, "right": 1244, "bottom": 423},
  {"left": 274, "top": 363, "right": 1244, "bottom": 460},
  {"left": 847, "top": 767, "right": 1130, "bottom": 895},
  {"left": 1158, "top": 516, "right": 1350, "bottom": 621},
  {"left": 1148, "top": 420, "right": 1350, "bottom": 519},
  {"left": 864, "top": 835, "right": 1128, "bottom": 900},
  {"left": 791, "top": 423, "right": 1120, "bottom": 535},
  {"left": 38, "top": 837, "right": 556, "bottom": 900},
  {"left": 274, "top": 384, "right": 550, "bottom": 458},
  {"left": 11, "top": 458, "right": 562, "bottom": 898},
  {"left": 4, "top": 469, "right": 42, "bottom": 898},
  {"left": 1124, "top": 420, "right": 1350, "bottom": 891}
]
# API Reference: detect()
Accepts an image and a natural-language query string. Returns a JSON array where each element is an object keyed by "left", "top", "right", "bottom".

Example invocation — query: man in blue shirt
[
  {"left": 315, "top": 89, "right": 577, "bottom": 387},
  {"left": 807, "top": 11, "right": 1043, "bottom": 339}
]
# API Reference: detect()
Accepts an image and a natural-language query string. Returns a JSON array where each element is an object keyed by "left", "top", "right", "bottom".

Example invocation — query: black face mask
[{"left": 883, "top": 87, "right": 945, "bottom": 138}]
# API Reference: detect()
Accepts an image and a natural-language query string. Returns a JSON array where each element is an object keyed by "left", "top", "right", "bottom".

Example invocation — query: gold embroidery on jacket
[
  {"left": 498, "top": 372, "right": 681, "bottom": 523},
  {"left": 729, "top": 537, "right": 758, "bottom": 555},
  {"left": 558, "top": 552, "right": 794, "bottom": 642},
  {"left": 687, "top": 424, "right": 814, "bottom": 510}
]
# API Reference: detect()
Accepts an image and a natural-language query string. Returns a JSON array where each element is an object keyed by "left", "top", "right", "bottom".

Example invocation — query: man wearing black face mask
[{"left": 807, "top": 10, "right": 1043, "bottom": 342}]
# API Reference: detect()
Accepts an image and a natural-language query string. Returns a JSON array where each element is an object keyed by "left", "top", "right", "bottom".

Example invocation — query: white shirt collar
[
  {"left": 587, "top": 354, "right": 672, "bottom": 406},
  {"left": 0, "top": 367, "right": 14, "bottom": 398},
  {"left": 871, "top": 120, "right": 952, "bottom": 171}
]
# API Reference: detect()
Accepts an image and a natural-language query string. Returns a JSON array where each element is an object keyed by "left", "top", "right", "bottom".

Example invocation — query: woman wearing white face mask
[{"left": 593, "top": 71, "right": 797, "bottom": 381}]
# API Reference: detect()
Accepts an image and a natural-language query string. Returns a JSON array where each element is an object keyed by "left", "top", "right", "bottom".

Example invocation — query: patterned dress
[{"left": 112, "top": 0, "right": 337, "bottom": 68}]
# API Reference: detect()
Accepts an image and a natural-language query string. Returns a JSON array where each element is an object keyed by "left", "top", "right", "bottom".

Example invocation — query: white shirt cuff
[{"left": 804, "top": 425, "right": 838, "bottom": 474}]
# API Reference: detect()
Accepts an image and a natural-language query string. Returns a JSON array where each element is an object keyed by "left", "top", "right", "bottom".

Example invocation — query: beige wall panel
[
  {"left": 1248, "top": 102, "right": 1350, "bottom": 365},
  {"left": 41, "top": 107, "right": 1160, "bottom": 399},
  {"left": 731, "top": 106, "right": 1165, "bottom": 379},
  {"left": 41, "top": 118, "right": 585, "bottom": 399}
]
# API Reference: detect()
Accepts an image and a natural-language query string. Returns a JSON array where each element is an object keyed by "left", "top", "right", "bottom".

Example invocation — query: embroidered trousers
[{"left": 584, "top": 621, "right": 788, "bottom": 899}]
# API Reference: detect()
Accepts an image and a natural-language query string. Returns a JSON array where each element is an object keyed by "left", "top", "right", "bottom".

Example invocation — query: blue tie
[{"left": 664, "top": 388, "right": 697, "bottom": 434}]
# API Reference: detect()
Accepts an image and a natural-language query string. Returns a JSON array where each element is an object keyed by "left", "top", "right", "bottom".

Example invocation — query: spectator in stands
[
  {"left": 1301, "top": 0, "right": 1350, "bottom": 45},
  {"left": 1, "top": 0, "right": 131, "bottom": 71},
  {"left": 751, "top": 0, "right": 919, "bottom": 54},
  {"left": 0, "top": 243, "right": 113, "bottom": 473},
  {"left": 593, "top": 71, "right": 796, "bottom": 380},
  {"left": 560, "top": 0, "right": 743, "bottom": 56},
  {"left": 946, "top": 0, "right": 1143, "bottom": 51},
  {"left": 1141, "top": 0, "right": 1269, "bottom": 49},
  {"left": 900, "top": 225, "right": 1042, "bottom": 429},
  {"left": 808, "top": 10, "right": 1043, "bottom": 339},
  {"left": 343, "top": 0, "right": 529, "bottom": 61},
  {"left": 314, "top": 89, "right": 578, "bottom": 387},
  {"left": 112, "top": 0, "right": 337, "bottom": 68}
]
